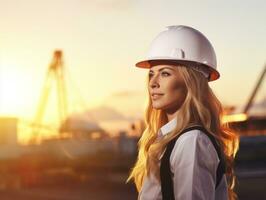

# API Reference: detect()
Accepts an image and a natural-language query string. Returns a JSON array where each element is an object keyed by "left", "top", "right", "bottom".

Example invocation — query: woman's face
[{"left": 148, "top": 65, "right": 188, "bottom": 112}]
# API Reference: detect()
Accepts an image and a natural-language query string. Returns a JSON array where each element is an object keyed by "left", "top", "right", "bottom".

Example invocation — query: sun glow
[{"left": 0, "top": 64, "right": 35, "bottom": 117}]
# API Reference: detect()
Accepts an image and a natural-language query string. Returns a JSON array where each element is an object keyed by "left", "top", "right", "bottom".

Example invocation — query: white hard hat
[{"left": 136, "top": 25, "right": 220, "bottom": 81}]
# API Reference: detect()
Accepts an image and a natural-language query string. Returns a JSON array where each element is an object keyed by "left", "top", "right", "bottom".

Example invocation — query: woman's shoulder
[
  {"left": 170, "top": 128, "right": 220, "bottom": 166},
  {"left": 177, "top": 128, "right": 214, "bottom": 147}
]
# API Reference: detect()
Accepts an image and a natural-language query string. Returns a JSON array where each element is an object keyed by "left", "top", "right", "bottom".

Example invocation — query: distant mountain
[
  {"left": 100, "top": 90, "right": 146, "bottom": 120},
  {"left": 84, "top": 105, "right": 127, "bottom": 121},
  {"left": 60, "top": 90, "right": 147, "bottom": 134},
  {"left": 63, "top": 105, "right": 139, "bottom": 134},
  {"left": 60, "top": 112, "right": 104, "bottom": 133}
]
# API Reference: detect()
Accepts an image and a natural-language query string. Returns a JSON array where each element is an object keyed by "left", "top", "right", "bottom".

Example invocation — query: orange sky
[{"left": 0, "top": 0, "right": 265, "bottom": 122}]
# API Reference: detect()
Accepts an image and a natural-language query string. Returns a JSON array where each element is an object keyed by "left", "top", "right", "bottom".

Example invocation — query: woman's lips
[{"left": 151, "top": 94, "right": 163, "bottom": 100}]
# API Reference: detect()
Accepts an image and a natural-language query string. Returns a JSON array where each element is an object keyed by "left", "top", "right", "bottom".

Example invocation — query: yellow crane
[{"left": 31, "top": 50, "right": 68, "bottom": 140}]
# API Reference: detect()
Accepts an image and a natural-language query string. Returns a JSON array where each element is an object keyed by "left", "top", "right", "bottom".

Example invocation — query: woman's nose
[{"left": 149, "top": 76, "right": 159, "bottom": 89}]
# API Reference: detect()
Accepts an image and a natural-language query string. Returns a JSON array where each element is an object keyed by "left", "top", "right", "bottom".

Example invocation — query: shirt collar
[{"left": 158, "top": 117, "right": 177, "bottom": 138}]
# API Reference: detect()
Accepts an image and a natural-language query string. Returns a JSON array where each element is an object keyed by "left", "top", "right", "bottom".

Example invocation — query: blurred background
[{"left": 0, "top": 0, "right": 265, "bottom": 199}]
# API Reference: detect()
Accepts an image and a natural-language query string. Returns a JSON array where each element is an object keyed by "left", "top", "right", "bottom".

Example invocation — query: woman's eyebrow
[{"left": 149, "top": 67, "right": 175, "bottom": 73}]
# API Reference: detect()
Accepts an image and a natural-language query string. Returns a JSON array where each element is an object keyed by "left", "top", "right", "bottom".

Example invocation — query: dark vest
[{"left": 160, "top": 125, "right": 226, "bottom": 200}]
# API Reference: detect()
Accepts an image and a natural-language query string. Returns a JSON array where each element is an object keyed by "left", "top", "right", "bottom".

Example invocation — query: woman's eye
[
  {"left": 148, "top": 73, "right": 153, "bottom": 78},
  {"left": 161, "top": 71, "right": 170, "bottom": 76}
]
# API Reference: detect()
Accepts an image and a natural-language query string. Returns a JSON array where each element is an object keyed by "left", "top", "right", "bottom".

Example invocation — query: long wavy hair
[{"left": 127, "top": 64, "right": 239, "bottom": 200}]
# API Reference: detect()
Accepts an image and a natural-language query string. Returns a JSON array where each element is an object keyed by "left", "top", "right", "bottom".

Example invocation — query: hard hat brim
[{"left": 135, "top": 59, "right": 220, "bottom": 82}]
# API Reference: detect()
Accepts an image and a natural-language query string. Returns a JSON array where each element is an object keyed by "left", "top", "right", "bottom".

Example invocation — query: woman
[{"left": 127, "top": 25, "right": 239, "bottom": 200}]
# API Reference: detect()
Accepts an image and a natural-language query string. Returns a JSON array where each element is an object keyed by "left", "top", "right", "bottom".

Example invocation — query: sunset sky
[{"left": 0, "top": 0, "right": 265, "bottom": 122}]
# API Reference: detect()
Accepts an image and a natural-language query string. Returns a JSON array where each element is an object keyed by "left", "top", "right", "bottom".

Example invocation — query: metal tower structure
[
  {"left": 31, "top": 50, "right": 68, "bottom": 137},
  {"left": 226, "top": 63, "right": 266, "bottom": 135}
]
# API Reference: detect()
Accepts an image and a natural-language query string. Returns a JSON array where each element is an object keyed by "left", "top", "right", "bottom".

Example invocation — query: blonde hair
[{"left": 127, "top": 64, "right": 239, "bottom": 200}]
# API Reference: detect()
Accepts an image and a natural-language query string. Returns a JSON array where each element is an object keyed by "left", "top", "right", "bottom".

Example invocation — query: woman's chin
[
  {"left": 152, "top": 102, "right": 181, "bottom": 113},
  {"left": 152, "top": 102, "right": 167, "bottom": 110},
  {"left": 152, "top": 103, "right": 161, "bottom": 110}
]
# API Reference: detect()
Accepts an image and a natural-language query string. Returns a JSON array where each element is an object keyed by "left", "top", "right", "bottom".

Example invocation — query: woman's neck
[{"left": 165, "top": 108, "right": 180, "bottom": 122}]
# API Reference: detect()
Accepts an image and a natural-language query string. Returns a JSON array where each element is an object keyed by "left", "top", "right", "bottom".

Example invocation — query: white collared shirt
[{"left": 138, "top": 117, "right": 228, "bottom": 200}]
